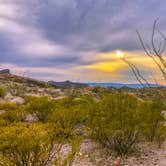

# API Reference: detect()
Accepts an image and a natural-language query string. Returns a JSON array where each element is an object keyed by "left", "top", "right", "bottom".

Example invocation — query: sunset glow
[{"left": 116, "top": 50, "right": 125, "bottom": 59}]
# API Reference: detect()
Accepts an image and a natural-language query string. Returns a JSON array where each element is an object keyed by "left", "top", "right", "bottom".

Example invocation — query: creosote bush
[
  {"left": 0, "top": 122, "right": 66, "bottom": 166},
  {"left": 139, "top": 101, "right": 165, "bottom": 142},
  {"left": 89, "top": 93, "right": 141, "bottom": 155},
  {"left": 0, "top": 86, "right": 6, "bottom": 97},
  {"left": 0, "top": 122, "right": 82, "bottom": 166},
  {"left": 88, "top": 92, "right": 165, "bottom": 155},
  {"left": 48, "top": 95, "right": 94, "bottom": 139},
  {"left": 0, "top": 103, "right": 25, "bottom": 126},
  {"left": 0, "top": 123, "right": 52, "bottom": 165},
  {"left": 25, "top": 96, "right": 57, "bottom": 122}
]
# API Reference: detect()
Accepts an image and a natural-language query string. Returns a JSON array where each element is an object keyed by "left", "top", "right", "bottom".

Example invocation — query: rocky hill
[
  {"left": 0, "top": 69, "right": 53, "bottom": 88},
  {"left": 0, "top": 69, "right": 10, "bottom": 74},
  {"left": 0, "top": 69, "right": 63, "bottom": 98}
]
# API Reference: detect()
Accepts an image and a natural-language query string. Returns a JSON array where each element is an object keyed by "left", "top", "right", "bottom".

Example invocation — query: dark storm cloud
[{"left": 36, "top": 0, "right": 166, "bottom": 53}]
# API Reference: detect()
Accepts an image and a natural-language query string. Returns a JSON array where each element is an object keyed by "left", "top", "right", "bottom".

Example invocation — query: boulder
[
  {"left": 4, "top": 92, "right": 13, "bottom": 100},
  {"left": 11, "top": 97, "right": 24, "bottom": 105}
]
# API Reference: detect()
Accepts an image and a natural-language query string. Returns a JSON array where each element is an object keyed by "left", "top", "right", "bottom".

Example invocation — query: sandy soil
[{"left": 72, "top": 139, "right": 166, "bottom": 166}]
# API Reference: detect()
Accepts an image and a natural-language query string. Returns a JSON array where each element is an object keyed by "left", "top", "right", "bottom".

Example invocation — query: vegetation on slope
[{"left": 0, "top": 86, "right": 165, "bottom": 165}]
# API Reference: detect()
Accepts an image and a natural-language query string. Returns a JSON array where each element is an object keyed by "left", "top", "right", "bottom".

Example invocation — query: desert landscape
[{"left": 0, "top": 0, "right": 166, "bottom": 165}]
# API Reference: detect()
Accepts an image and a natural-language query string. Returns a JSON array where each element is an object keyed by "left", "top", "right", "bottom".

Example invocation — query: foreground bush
[
  {"left": 89, "top": 93, "right": 166, "bottom": 155},
  {"left": 0, "top": 123, "right": 55, "bottom": 165},
  {"left": 0, "top": 123, "right": 81, "bottom": 166},
  {"left": 89, "top": 93, "right": 140, "bottom": 155}
]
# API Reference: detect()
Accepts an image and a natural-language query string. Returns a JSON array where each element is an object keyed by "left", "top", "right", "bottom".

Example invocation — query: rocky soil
[{"left": 72, "top": 140, "right": 166, "bottom": 166}]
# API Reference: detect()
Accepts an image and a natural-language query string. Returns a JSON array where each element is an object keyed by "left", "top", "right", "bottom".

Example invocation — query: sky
[{"left": 0, "top": 0, "right": 165, "bottom": 83}]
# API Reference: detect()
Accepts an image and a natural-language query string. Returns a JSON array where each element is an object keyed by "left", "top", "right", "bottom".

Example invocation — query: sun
[{"left": 116, "top": 50, "right": 124, "bottom": 59}]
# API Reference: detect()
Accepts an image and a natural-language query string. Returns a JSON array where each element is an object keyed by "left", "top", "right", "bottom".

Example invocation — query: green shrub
[
  {"left": 0, "top": 123, "right": 53, "bottom": 165},
  {"left": 0, "top": 122, "right": 82, "bottom": 166},
  {"left": 0, "top": 103, "right": 25, "bottom": 126},
  {"left": 48, "top": 107, "right": 78, "bottom": 139},
  {"left": 89, "top": 93, "right": 166, "bottom": 155},
  {"left": 0, "top": 102, "right": 20, "bottom": 111},
  {"left": 25, "top": 96, "right": 57, "bottom": 122},
  {"left": 155, "top": 125, "right": 166, "bottom": 148},
  {"left": 0, "top": 86, "right": 6, "bottom": 97},
  {"left": 47, "top": 95, "right": 94, "bottom": 141},
  {"left": 139, "top": 101, "right": 165, "bottom": 142},
  {"left": 0, "top": 110, "right": 25, "bottom": 125},
  {"left": 89, "top": 93, "right": 141, "bottom": 155}
]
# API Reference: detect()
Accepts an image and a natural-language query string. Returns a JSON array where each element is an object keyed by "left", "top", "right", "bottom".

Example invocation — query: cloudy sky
[{"left": 0, "top": 0, "right": 165, "bottom": 83}]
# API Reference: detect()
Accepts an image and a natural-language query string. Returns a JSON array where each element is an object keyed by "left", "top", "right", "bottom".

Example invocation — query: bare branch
[
  {"left": 137, "top": 29, "right": 166, "bottom": 83},
  {"left": 122, "top": 58, "right": 147, "bottom": 87},
  {"left": 151, "top": 19, "right": 166, "bottom": 68}
]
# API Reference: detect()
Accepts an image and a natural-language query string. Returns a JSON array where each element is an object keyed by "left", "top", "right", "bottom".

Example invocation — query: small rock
[
  {"left": 38, "top": 88, "right": 45, "bottom": 93},
  {"left": 54, "top": 96, "right": 66, "bottom": 100},
  {"left": 0, "top": 110, "right": 5, "bottom": 115},
  {"left": 79, "top": 152, "right": 83, "bottom": 156},
  {"left": 24, "top": 114, "right": 38, "bottom": 124},
  {"left": 4, "top": 92, "right": 13, "bottom": 100},
  {"left": 0, "top": 99, "right": 5, "bottom": 104},
  {"left": 50, "top": 89, "right": 62, "bottom": 94},
  {"left": 113, "top": 157, "right": 121, "bottom": 166},
  {"left": 11, "top": 97, "right": 24, "bottom": 105},
  {"left": 25, "top": 93, "right": 41, "bottom": 97}
]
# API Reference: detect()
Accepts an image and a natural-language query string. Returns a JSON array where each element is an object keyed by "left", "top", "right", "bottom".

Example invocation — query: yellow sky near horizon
[
  {"left": 82, "top": 50, "right": 165, "bottom": 84},
  {"left": 85, "top": 51, "right": 158, "bottom": 70}
]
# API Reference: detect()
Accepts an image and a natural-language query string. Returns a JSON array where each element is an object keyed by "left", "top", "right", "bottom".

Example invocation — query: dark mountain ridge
[{"left": 48, "top": 80, "right": 88, "bottom": 88}]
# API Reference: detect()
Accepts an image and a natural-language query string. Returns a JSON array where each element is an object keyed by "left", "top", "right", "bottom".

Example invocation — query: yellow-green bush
[
  {"left": 139, "top": 101, "right": 165, "bottom": 142},
  {"left": 25, "top": 96, "right": 58, "bottom": 122},
  {"left": 88, "top": 92, "right": 166, "bottom": 155},
  {"left": 0, "top": 103, "right": 25, "bottom": 126},
  {"left": 48, "top": 95, "right": 94, "bottom": 139},
  {"left": 0, "top": 122, "right": 81, "bottom": 166},
  {"left": 0, "top": 102, "right": 20, "bottom": 111},
  {"left": 0, "top": 123, "right": 54, "bottom": 165},
  {"left": 0, "top": 86, "right": 6, "bottom": 97}
]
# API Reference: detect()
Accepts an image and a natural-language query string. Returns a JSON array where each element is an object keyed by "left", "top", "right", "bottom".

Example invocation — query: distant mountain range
[
  {"left": 86, "top": 82, "right": 161, "bottom": 88},
  {"left": 48, "top": 80, "right": 88, "bottom": 88},
  {"left": 49, "top": 81, "right": 161, "bottom": 89}
]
